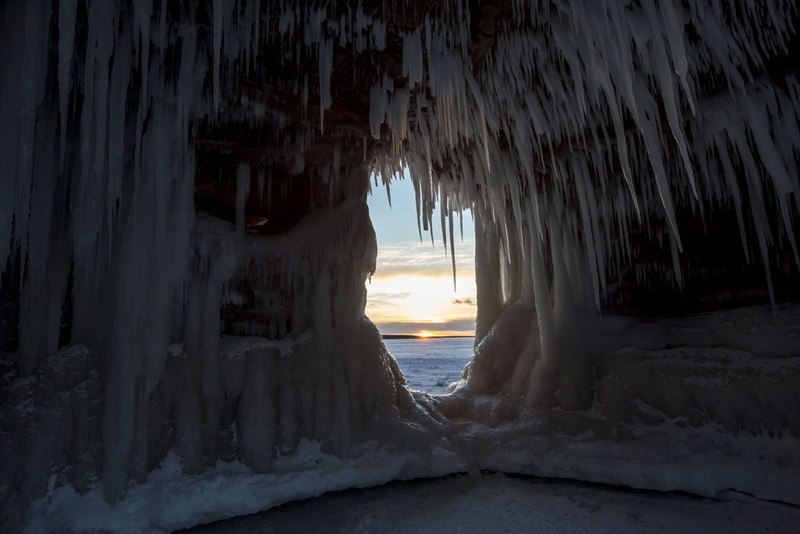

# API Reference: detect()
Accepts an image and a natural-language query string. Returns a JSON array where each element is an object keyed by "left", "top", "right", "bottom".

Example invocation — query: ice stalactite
[
  {"left": 236, "top": 163, "right": 252, "bottom": 233},
  {"left": 372, "top": 0, "right": 800, "bottom": 406},
  {"left": 2, "top": 0, "right": 421, "bottom": 517}
]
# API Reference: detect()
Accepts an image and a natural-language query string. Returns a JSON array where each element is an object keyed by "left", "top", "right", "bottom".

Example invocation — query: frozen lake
[{"left": 384, "top": 337, "right": 474, "bottom": 394}]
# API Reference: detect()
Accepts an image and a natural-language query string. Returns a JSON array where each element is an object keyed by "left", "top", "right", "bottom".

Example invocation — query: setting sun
[{"left": 366, "top": 269, "right": 476, "bottom": 337}]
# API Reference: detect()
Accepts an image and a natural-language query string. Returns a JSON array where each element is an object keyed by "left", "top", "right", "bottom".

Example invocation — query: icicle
[
  {"left": 747, "top": 96, "right": 795, "bottom": 195},
  {"left": 402, "top": 28, "right": 423, "bottom": 88},
  {"left": 439, "top": 186, "right": 448, "bottom": 251},
  {"left": 384, "top": 179, "right": 392, "bottom": 208},
  {"left": 449, "top": 206, "right": 457, "bottom": 290},
  {"left": 213, "top": 0, "right": 223, "bottom": 111},
  {"left": 574, "top": 167, "right": 602, "bottom": 309},
  {"left": 258, "top": 169, "right": 265, "bottom": 207},
  {"left": 642, "top": 0, "right": 699, "bottom": 203},
  {"left": 412, "top": 175, "right": 424, "bottom": 242},
  {"left": 369, "top": 80, "right": 385, "bottom": 139},
  {"left": 58, "top": 0, "right": 76, "bottom": 167},
  {"left": 236, "top": 162, "right": 251, "bottom": 233},
  {"left": 318, "top": 38, "right": 333, "bottom": 134},
  {"left": 267, "top": 172, "right": 273, "bottom": 209},
  {"left": 372, "top": 19, "right": 386, "bottom": 50}
]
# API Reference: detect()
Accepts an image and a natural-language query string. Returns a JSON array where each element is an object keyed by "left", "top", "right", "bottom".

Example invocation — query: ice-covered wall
[
  {"left": 164, "top": 168, "right": 411, "bottom": 479},
  {"left": 0, "top": 0, "right": 413, "bottom": 519},
  {"left": 1, "top": 0, "right": 201, "bottom": 509},
  {"left": 1, "top": 0, "right": 800, "bottom": 528}
]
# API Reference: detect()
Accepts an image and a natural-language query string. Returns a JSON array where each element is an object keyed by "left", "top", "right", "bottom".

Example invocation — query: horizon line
[{"left": 382, "top": 333, "right": 475, "bottom": 340}]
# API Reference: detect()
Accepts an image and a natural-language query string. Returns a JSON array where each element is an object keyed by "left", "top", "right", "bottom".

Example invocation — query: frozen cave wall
[
  {"left": 1, "top": 0, "right": 800, "bottom": 526},
  {"left": 0, "top": 0, "right": 416, "bottom": 515}
]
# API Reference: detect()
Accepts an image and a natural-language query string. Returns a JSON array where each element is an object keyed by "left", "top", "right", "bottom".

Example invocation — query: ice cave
[{"left": 1, "top": 0, "right": 800, "bottom": 531}]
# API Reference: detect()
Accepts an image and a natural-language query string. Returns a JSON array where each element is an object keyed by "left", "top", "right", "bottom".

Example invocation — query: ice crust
[{"left": 1, "top": 0, "right": 799, "bottom": 530}]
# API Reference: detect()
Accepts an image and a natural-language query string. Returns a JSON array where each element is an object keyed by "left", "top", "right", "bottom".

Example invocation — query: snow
[
  {"left": 220, "top": 331, "right": 314, "bottom": 359},
  {"left": 384, "top": 338, "right": 473, "bottom": 395},
  {"left": 25, "top": 442, "right": 459, "bottom": 534}
]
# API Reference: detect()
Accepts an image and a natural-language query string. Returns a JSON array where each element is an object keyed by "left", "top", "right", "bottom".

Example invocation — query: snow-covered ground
[
  {"left": 15, "top": 305, "right": 800, "bottom": 532},
  {"left": 186, "top": 472, "right": 800, "bottom": 533},
  {"left": 23, "top": 442, "right": 464, "bottom": 533}
]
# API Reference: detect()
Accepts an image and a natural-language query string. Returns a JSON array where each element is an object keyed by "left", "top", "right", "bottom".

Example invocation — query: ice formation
[{"left": 1, "top": 0, "right": 799, "bottom": 531}]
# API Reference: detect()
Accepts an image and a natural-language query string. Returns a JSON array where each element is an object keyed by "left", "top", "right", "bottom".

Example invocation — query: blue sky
[{"left": 366, "top": 172, "right": 477, "bottom": 336}]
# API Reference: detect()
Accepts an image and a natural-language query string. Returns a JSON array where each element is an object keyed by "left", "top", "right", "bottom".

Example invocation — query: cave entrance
[{"left": 365, "top": 172, "right": 477, "bottom": 394}]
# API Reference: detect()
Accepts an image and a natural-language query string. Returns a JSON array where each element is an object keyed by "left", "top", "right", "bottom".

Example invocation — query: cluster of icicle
[
  {"left": 1, "top": 0, "right": 206, "bottom": 505},
  {"left": 0, "top": 0, "right": 406, "bottom": 510},
  {"left": 1, "top": 0, "right": 800, "bottom": 515},
  {"left": 372, "top": 0, "right": 800, "bottom": 310},
  {"left": 395, "top": 0, "right": 799, "bottom": 405}
]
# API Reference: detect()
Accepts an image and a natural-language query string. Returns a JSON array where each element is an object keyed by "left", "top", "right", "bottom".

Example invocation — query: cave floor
[{"left": 184, "top": 472, "right": 799, "bottom": 533}]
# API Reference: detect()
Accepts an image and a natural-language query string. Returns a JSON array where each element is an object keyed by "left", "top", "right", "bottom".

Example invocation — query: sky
[{"left": 366, "top": 172, "right": 477, "bottom": 337}]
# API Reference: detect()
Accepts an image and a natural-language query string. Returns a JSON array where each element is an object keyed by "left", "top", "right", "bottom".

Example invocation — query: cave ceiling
[
  {"left": 190, "top": 0, "right": 800, "bottom": 310},
  {"left": 194, "top": 0, "right": 513, "bottom": 233}
]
